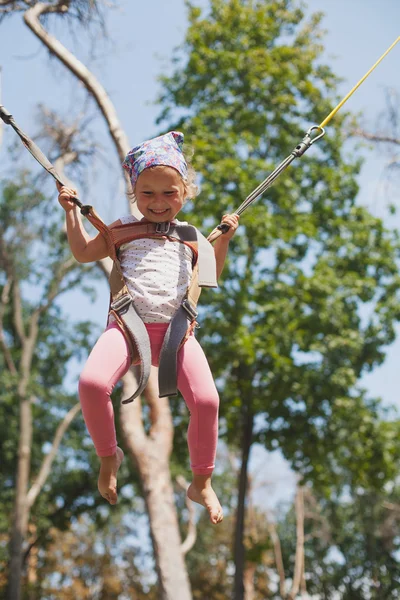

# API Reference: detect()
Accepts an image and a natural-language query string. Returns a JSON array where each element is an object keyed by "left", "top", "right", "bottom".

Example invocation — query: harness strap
[
  {"left": 77, "top": 209, "right": 152, "bottom": 402},
  {"left": 111, "top": 299, "right": 152, "bottom": 404},
  {"left": 157, "top": 228, "right": 218, "bottom": 397},
  {"left": 196, "top": 228, "right": 218, "bottom": 287},
  {"left": 108, "top": 263, "right": 152, "bottom": 403},
  {"left": 158, "top": 302, "right": 197, "bottom": 398},
  {"left": 86, "top": 213, "right": 217, "bottom": 402},
  {"left": 110, "top": 220, "right": 218, "bottom": 287}
]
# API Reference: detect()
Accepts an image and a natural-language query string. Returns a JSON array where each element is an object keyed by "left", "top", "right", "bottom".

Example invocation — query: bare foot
[
  {"left": 187, "top": 475, "right": 223, "bottom": 524},
  {"left": 98, "top": 446, "right": 124, "bottom": 505}
]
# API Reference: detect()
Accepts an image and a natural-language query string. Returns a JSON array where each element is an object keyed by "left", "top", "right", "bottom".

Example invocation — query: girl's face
[{"left": 135, "top": 166, "right": 186, "bottom": 222}]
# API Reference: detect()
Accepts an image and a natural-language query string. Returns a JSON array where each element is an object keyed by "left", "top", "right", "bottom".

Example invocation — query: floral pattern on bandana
[{"left": 122, "top": 131, "right": 188, "bottom": 187}]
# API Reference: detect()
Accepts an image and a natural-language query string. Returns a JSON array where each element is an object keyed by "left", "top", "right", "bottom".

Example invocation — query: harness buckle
[
  {"left": 110, "top": 294, "right": 132, "bottom": 313},
  {"left": 155, "top": 221, "right": 170, "bottom": 234},
  {"left": 181, "top": 298, "right": 198, "bottom": 321}
]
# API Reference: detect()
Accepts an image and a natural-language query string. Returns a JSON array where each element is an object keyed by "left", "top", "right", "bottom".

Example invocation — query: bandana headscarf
[{"left": 122, "top": 131, "right": 188, "bottom": 187}]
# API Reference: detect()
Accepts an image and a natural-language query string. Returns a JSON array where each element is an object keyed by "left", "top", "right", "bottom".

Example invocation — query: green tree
[
  {"left": 0, "top": 175, "right": 135, "bottom": 600},
  {"left": 277, "top": 474, "right": 400, "bottom": 599},
  {"left": 0, "top": 2, "right": 199, "bottom": 593},
  {"left": 34, "top": 514, "right": 158, "bottom": 600},
  {"left": 158, "top": 1, "right": 400, "bottom": 596}
]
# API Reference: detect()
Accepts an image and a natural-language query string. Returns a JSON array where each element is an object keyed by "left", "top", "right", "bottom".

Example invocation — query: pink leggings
[{"left": 78, "top": 322, "right": 219, "bottom": 475}]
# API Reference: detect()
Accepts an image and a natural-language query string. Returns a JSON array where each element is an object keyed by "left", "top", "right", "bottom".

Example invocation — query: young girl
[{"left": 57, "top": 131, "right": 239, "bottom": 525}]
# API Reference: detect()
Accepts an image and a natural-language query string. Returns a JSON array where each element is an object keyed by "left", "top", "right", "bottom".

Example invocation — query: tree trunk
[
  {"left": 142, "top": 456, "right": 192, "bottom": 599},
  {"left": 7, "top": 396, "right": 33, "bottom": 600},
  {"left": 27, "top": 524, "right": 38, "bottom": 600},
  {"left": 120, "top": 369, "right": 192, "bottom": 600},
  {"left": 243, "top": 562, "right": 256, "bottom": 600},
  {"left": 233, "top": 395, "right": 254, "bottom": 600},
  {"left": 3, "top": 262, "right": 83, "bottom": 598},
  {"left": 288, "top": 486, "right": 305, "bottom": 600},
  {"left": 21, "top": 6, "right": 194, "bottom": 597}
]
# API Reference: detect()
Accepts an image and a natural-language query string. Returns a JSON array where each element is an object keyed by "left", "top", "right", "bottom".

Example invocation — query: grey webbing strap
[
  {"left": 109, "top": 294, "right": 152, "bottom": 404},
  {"left": 108, "top": 262, "right": 152, "bottom": 404},
  {"left": 111, "top": 222, "right": 217, "bottom": 399},
  {"left": 163, "top": 223, "right": 218, "bottom": 288},
  {"left": 158, "top": 301, "right": 197, "bottom": 397},
  {"left": 111, "top": 296, "right": 152, "bottom": 404},
  {"left": 157, "top": 227, "right": 216, "bottom": 397},
  {"left": 196, "top": 229, "right": 218, "bottom": 288}
]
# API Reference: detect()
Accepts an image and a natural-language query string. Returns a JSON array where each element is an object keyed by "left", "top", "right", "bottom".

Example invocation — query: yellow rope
[{"left": 319, "top": 36, "right": 400, "bottom": 129}]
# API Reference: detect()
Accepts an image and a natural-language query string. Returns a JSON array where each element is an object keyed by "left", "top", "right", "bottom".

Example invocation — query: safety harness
[{"left": 82, "top": 209, "right": 218, "bottom": 402}]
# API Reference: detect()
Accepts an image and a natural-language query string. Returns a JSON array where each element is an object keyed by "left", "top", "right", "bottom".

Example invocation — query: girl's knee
[
  {"left": 79, "top": 371, "right": 110, "bottom": 401},
  {"left": 196, "top": 388, "right": 220, "bottom": 417}
]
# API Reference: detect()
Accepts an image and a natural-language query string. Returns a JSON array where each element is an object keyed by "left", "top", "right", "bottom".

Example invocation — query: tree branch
[
  {"left": 119, "top": 371, "right": 147, "bottom": 457},
  {"left": 0, "top": 277, "right": 17, "bottom": 374},
  {"left": 34, "top": 255, "right": 77, "bottom": 316},
  {"left": 13, "top": 280, "right": 26, "bottom": 343},
  {"left": 0, "top": 0, "right": 24, "bottom": 9},
  {"left": 23, "top": 2, "right": 131, "bottom": 165},
  {"left": 352, "top": 128, "right": 400, "bottom": 147},
  {"left": 176, "top": 475, "right": 197, "bottom": 555},
  {"left": 266, "top": 518, "right": 286, "bottom": 598},
  {"left": 26, "top": 402, "right": 81, "bottom": 508},
  {"left": 288, "top": 486, "right": 305, "bottom": 600},
  {"left": 145, "top": 368, "right": 174, "bottom": 451}
]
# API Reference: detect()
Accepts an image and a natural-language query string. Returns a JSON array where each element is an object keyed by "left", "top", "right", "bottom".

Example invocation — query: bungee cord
[
  {"left": 0, "top": 37, "right": 399, "bottom": 241},
  {"left": 233, "top": 126, "right": 325, "bottom": 218},
  {"left": 319, "top": 36, "right": 400, "bottom": 130},
  {"left": 0, "top": 104, "right": 89, "bottom": 213},
  {"left": 208, "top": 36, "right": 400, "bottom": 241}
]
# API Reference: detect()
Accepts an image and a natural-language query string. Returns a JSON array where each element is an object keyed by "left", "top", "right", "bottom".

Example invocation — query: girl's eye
[
  {"left": 164, "top": 191, "right": 174, "bottom": 196},
  {"left": 143, "top": 191, "right": 153, "bottom": 196}
]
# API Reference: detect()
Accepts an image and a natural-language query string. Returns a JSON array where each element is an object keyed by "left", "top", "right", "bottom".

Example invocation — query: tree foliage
[
  {"left": 278, "top": 483, "right": 400, "bottom": 599},
  {"left": 160, "top": 0, "right": 400, "bottom": 490},
  {"left": 0, "top": 175, "right": 137, "bottom": 595}
]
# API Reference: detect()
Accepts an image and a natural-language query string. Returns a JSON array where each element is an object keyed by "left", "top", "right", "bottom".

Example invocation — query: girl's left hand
[{"left": 220, "top": 213, "right": 240, "bottom": 240}]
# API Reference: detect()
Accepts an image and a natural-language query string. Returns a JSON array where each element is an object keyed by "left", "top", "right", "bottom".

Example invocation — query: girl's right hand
[{"left": 57, "top": 182, "right": 78, "bottom": 212}]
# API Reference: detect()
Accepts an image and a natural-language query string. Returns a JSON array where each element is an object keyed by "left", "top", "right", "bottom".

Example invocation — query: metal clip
[
  {"left": 181, "top": 298, "right": 198, "bottom": 321},
  {"left": 110, "top": 294, "right": 132, "bottom": 312},
  {"left": 155, "top": 221, "right": 170, "bottom": 234},
  {"left": 292, "top": 125, "right": 325, "bottom": 158}
]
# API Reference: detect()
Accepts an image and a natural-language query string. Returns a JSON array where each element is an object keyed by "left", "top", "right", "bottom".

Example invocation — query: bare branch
[
  {"left": 0, "top": 277, "right": 17, "bottom": 374},
  {"left": 288, "top": 486, "right": 305, "bottom": 600},
  {"left": 37, "top": 105, "right": 98, "bottom": 185},
  {"left": 267, "top": 518, "right": 286, "bottom": 598},
  {"left": 26, "top": 402, "right": 81, "bottom": 508},
  {"left": 24, "top": 2, "right": 131, "bottom": 164},
  {"left": 119, "top": 372, "right": 147, "bottom": 455},
  {"left": 13, "top": 280, "right": 26, "bottom": 343},
  {"left": 0, "top": 0, "right": 25, "bottom": 11},
  {"left": 352, "top": 129, "right": 400, "bottom": 146},
  {"left": 176, "top": 475, "right": 197, "bottom": 555},
  {"left": 383, "top": 501, "right": 400, "bottom": 513},
  {"left": 18, "top": 313, "right": 39, "bottom": 399},
  {"left": 146, "top": 369, "right": 174, "bottom": 451},
  {"left": 243, "top": 562, "right": 257, "bottom": 600},
  {"left": 34, "top": 255, "right": 77, "bottom": 315}
]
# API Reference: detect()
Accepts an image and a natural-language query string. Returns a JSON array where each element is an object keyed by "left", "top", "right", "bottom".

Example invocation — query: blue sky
[{"left": 1, "top": 0, "right": 399, "bottom": 505}]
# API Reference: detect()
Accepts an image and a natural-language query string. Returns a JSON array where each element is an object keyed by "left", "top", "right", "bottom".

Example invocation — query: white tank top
[{"left": 118, "top": 215, "right": 193, "bottom": 323}]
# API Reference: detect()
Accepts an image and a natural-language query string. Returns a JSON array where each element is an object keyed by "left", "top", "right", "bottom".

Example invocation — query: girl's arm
[
  {"left": 213, "top": 213, "right": 239, "bottom": 279},
  {"left": 58, "top": 185, "right": 109, "bottom": 263}
]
